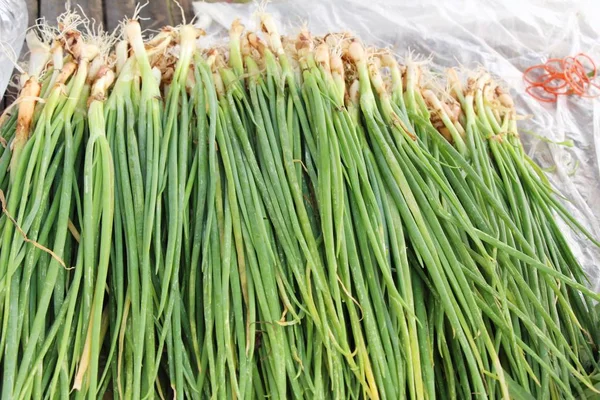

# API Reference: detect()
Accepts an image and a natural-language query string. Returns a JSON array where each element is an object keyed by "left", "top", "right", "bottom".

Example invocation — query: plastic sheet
[
  {"left": 193, "top": 0, "right": 600, "bottom": 292},
  {"left": 0, "top": 0, "right": 28, "bottom": 98}
]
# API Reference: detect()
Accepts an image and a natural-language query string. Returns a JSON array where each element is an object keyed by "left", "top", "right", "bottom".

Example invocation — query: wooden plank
[
  {"left": 26, "top": 0, "right": 39, "bottom": 27},
  {"left": 103, "top": 0, "right": 191, "bottom": 32},
  {"left": 22, "top": 0, "right": 39, "bottom": 61},
  {"left": 40, "top": 0, "right": 104, "bottom": 30},
  {"left": 139, "top": 1, "right": 171, "bottom": 32},
  {"left": 167, "top": 0, "right": 195, "bottom": 26},
  {"left": 38, "top": 0, "right": 66, "bottom": 25},
  {"left": 37, "top": 0, "right": 196, "bottom": 35},
  {"left": 104, "top": 0, "right": 181, "bottom": 32},
  {"left": 103, "top": 0, "right": 137, "bottom": 32},
  {"left": 1, "top": 70, "right": 19, "bottom": 116},
  {"left": 3, "top": 81, "right": 18, "bottom": 111}
]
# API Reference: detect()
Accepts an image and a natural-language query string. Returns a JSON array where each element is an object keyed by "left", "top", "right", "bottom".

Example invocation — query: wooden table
[
  {"left": 26, "top": 0, "right": 196, "bottom": 33},
  {"left": 1, "top": 1, "right": 197, "bottom": 111}
]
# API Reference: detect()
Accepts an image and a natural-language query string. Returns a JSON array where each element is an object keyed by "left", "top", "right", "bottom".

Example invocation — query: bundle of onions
[{"left": 0, "top": 8, "right": 599, "bottom": 400}]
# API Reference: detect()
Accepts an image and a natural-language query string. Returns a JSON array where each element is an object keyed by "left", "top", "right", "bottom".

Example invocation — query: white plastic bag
[{"left": 193, "top": 0, "right": 600, "bottom": 292}]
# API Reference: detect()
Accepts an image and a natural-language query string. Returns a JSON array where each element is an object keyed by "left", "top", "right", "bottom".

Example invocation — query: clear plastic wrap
[
  {"left": 0, "top": 0, "right": 28, "bottom": 98},
  {"left": 193, "top": 0, "right": 600, "bottom": 292}
]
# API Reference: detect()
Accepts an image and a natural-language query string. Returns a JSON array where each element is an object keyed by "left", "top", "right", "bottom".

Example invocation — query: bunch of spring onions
[{"left": 0, "top": 9, "right": 599, "bottom": 399}]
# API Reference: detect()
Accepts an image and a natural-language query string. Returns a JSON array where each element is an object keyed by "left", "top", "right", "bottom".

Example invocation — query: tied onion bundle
[{"left": 0, "top": 9, "right": 599, "bottom": 399}]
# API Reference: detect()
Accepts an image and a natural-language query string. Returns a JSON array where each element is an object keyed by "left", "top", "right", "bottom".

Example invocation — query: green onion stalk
[
  {"left": 150, "top": 26, "right": 201, "bottom": 400},
  {"left": 124, "top": 18, "right": 162, "bottom": 399},
  {"left": 411, "top": 64, "right": 600, "bottom": 398},
  {"left": 217, "top": 44, "right": 291, "bottom": 398},
  {"left": 263, "top": 20, "right": 369, "bottom": 397},
  {"left": 185, "top": 48, "right": 210, "bottom": 395},
  {"left": 0, "top": 24, "right": 98, "bottom": 399},
  {"left": 479, "top": 79, "right": 599, "bottom": 390},
  {"left": 348, "top": 40, "right": 493, "bottom": 399},
  {"left": 304, "top": 38, "right": 406, "bottom": 399},
  {"left": 73, "top": 64, "right": 115, "bottom": 399}
]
